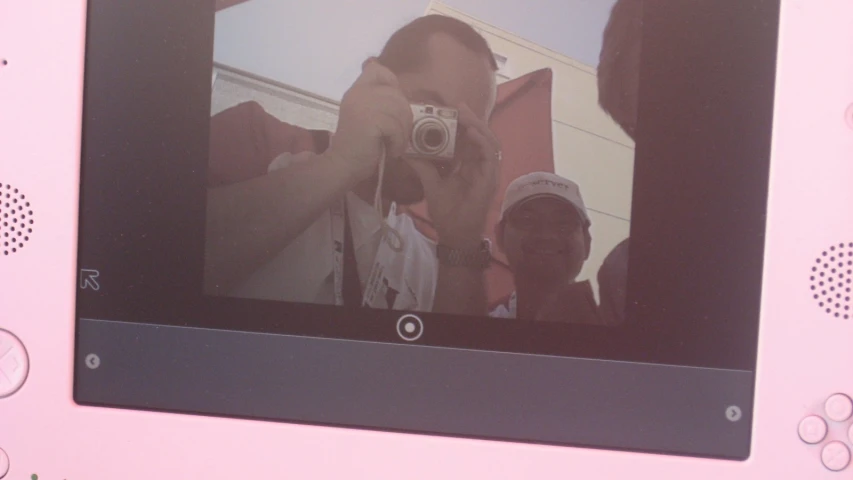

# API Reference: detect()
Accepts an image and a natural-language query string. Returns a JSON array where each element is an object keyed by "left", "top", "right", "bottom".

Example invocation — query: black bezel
[{"left": 75, "top": 0, "right": 780, "bottom": 372}]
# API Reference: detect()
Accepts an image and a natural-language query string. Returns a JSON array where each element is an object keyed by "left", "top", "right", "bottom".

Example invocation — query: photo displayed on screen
[{"left": 203, "top": 0, "right": 638, "bottom": 326}]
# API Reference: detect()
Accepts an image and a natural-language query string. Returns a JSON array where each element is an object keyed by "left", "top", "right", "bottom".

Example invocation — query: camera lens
[
  {"left": 413, "top": 120, "right": 448, "bottom": 154},
  {"left": 423, "top": 128, "right": 444, "bottom": 149}
]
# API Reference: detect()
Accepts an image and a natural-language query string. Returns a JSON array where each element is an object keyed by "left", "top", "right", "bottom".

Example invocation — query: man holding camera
[
  {"left": 490, "top": 172, "right": 600, "bottom": 324},
  {"left": 204, "top": 15, "right": 501, "bottom": 315}
]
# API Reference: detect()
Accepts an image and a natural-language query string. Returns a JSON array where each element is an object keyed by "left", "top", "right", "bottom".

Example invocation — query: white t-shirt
[
  {"left": 489, "top": 282, "right": 602, "bottom": 323},
  {"left": 228, "top": 152, "right": 438, "bottom": 312},
  {"left": 489, "top": 291, "right": 517, "bottom": 318}
]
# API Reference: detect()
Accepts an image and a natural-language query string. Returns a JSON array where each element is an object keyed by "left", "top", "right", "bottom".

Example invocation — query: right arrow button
[{"left": 725, "top": 405, "right": 742, "bottom": 422}]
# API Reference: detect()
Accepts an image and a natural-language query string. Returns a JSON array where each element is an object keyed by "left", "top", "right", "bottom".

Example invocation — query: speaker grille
[
  {"left": 810, "top": 243, "right": 853, "bottom": 319},
  {"left": 0, "top": 183, "right": 34, "bottom": 256}
]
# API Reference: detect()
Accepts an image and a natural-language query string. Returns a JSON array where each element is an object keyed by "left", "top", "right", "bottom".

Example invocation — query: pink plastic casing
[{"left": 1, "top": 0, "right": 851, "bottom": 478}]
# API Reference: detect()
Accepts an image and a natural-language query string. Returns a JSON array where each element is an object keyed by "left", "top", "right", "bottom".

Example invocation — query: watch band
[{"left": 436, "top": 239, "right": 492, "bottom": 269}]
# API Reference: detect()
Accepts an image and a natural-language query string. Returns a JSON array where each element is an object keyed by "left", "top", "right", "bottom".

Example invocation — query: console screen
[{"left": 75, "top": 0, "right": 780, "bottom": 460}]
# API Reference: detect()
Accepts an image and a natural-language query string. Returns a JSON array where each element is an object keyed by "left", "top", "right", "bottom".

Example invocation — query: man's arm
[
  {"left": 404, "top": 104, "right": 501, "bottom": 317},
  {"left": 203, "top": 152, "right": 360, "bottom": 295},
  {"left": 205, "top": 60, "right": 414, "bottom": 296},
  {"left": 432, "top": 261, "right": 487, "bottom": 316}
]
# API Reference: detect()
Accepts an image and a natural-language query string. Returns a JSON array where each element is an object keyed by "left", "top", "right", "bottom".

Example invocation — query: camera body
[{"left": 406, "top": 104, "right": 458, "bottom": 161}]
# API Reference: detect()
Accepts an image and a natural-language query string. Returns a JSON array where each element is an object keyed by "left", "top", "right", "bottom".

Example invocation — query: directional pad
[
  {"left": 0, "top": 329, "right": 29, "bottom": 398},
  {"left": 800, "top": 393, "right": 853, "bottom": 472}
]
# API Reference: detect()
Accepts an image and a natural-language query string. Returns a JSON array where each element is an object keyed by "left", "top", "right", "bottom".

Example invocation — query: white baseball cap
[{"left": 498, "top": 172, "right": 590, "bottom": 226}]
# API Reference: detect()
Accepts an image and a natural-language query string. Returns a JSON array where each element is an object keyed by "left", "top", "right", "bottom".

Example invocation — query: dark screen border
[{"left": 75, "top": 0, "right": 780, "bottom": 371}]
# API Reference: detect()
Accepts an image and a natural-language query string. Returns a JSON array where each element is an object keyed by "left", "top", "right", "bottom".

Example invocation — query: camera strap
[
  {"left": 341, "top": 202, "right": 363, "bottom": 307},
  {"left": 331, "top": 144, "right": 407, "bottom": 309},
  {"left": 330, "top": 196, "right": 404, "bottom": 309}
]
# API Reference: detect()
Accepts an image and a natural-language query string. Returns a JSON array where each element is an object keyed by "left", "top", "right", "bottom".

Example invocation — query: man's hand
[
  {"left": 405, "top": 103, "right": 502, "bottom": 249},
  {"left": 327, "top": 59, "right": 414, "bottom": 183}
]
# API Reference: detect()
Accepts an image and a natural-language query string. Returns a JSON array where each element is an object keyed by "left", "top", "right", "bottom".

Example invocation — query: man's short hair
[
  {"left": 378, "top": 14, "right": 499, "bottom": 74},
  {"left": 598, "top": 0, "right": 642, "bottom": 138}
]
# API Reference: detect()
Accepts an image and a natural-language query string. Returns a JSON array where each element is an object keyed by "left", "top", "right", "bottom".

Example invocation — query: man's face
[
  {"left": 381, "top": 32, "right": 498, "bottom": 205},
  {"left": 501, "top": 196, "right": 589, "bottom": 284}
]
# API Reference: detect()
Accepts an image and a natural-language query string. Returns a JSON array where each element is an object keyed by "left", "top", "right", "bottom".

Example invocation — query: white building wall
[{"left": 212, "top": 64, "right": 340, "bottom": 131}]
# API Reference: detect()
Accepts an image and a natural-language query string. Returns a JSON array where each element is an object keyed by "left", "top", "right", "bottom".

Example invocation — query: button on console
[
  {"left": 0, "top": 448, "right": 9, "bottom": 479},
  {"left": 825, "top": 393, "right": 853, "bottom": 422},
  {"left": 798, "top": 415, "right": 828, "bottom": 444},
  {"left": 821, "top": 441, "right": 851, "bottom": 472},
  {"left": 0, "top": 330, "right": 29, "bottom": 398}
]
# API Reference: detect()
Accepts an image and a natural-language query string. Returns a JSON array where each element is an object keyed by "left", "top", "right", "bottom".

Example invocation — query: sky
[{"left": 213, "top": 0, "right": 617, "bottom": 101}]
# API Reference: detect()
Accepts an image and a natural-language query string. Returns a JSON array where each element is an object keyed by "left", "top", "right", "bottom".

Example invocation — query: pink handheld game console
[{"left": 1, "top": 0, "right": 851, "bottom": 478}]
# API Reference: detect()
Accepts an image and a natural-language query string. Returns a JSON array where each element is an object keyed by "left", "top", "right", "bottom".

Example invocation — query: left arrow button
[{"left": 85, "top": 353, "right": 101, "bottom": 369}]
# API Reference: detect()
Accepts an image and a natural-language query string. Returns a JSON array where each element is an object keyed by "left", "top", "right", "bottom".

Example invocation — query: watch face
[
  {"left": 479, "top": 240, "right": 494, "bottom": 264},
  {"left": 436, "top": 242, "right": 491, "bottom": 268}
]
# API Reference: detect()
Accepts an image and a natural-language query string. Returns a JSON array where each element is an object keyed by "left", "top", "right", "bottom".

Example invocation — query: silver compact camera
[{"left": 406, "top": 104, "right": 458, "bottom": 161}]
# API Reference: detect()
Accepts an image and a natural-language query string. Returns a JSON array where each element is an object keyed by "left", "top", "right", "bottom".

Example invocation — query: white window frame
[{"left": 493, "top": 53, "right": 512, "bottom": 79}]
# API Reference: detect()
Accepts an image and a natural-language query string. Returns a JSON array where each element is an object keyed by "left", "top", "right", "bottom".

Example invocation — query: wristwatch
[{"left": 436, "top": 238, "right": 493, "bottom": 269}]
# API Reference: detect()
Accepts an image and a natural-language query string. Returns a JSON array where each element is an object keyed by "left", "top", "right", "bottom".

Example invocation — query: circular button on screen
[
  {"left": 396, "top": 314, "right": 424, "bottom": 342},
  {"left": 725, "top": 406, "right": 742, "bottom": 422}
]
